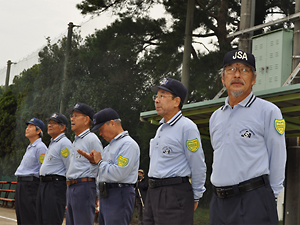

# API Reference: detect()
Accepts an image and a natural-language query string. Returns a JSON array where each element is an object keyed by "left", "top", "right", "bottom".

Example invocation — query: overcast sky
[{"left": 0, "top": 1, "right": 118, "bottom": 68}]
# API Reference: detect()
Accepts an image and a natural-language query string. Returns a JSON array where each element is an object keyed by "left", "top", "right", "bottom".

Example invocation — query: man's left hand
[
  {"left": 77, "top": 149, "right": 95, "bottom": 163},
  {"left": 194, "top": 202, "right": 199, "bottom": 211}
]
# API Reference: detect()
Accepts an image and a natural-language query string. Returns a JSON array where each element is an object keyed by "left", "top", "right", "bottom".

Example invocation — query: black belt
[
  {"left": 107, "top": 183, "right": 134, "bottom": 188},
  {"left": 214, "top": 174, "right": 269, "bottom": 199},
  {"left": 17, "top": 176, "right": 39, "bottom": 182},
  {"left": 40, "top": 175, "right": 66, "bottom": 182},
  {"left": 148, "top": 177, "right": 189, "bottom": 188}
]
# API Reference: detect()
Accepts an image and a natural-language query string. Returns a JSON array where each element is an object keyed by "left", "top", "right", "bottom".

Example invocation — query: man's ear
[
  {"left": 60, "top": 124, "right": 66, "bottom": 132},
  {"left": 174, "top": 96, "right": 181, "bottom": 108}
]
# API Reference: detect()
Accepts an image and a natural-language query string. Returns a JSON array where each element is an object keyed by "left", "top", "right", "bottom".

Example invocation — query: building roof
[{"left": 140, "top": 83, "right": 300, "bottom": 140}]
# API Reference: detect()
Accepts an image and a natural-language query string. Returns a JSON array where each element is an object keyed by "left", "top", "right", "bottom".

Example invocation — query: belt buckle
[
  {"left": 149, "top": 179, "right": 156, "bottom": 188},
  {"left": 215, "top": 187, "right": 226, "bottom": 198}
]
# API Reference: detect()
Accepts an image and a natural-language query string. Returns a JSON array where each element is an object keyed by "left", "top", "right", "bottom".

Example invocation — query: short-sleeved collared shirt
[
  {"left": 148, "top": 111, "right": 207, "bottom": 200},
  {"left": 98, "top": 131, "right": 140, "bottom": 184},
  {"left": 210, "top": 92, "right": 286, "bottom": 197},
  {"left": 66, "top": 129, "right": 103, "bottom": 180},
  {"left": 15, "top": 138, "right": 48, "bottom": 177},
  {"left": 40, "top": 133, "right": 72, "bottom": 176}
]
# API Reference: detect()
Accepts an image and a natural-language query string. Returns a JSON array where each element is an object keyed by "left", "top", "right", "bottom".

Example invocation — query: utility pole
[
  {"left": 284, "top": 0, "right": 300, "bottom": 224},
  {"left": 5, "top": 60, "right": 12, "bottom": 92},
  {"left": 238, "top": 0, "right": 255, "bottom": 52},
  {"left": 4, "top": 60, "right": 16, "bottom": 92},
  {"left": 59, "top": 22, "right": 75, "bottom": 113},
  {"left": 181, "top": 0, "right": 195, "bottom": 103}
]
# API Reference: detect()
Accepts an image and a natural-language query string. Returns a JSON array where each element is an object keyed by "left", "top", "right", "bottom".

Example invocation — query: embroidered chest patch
[
  {"left": 239, "top": 129, "right": 254, "bottom": 138},
  {"left": 186, "top": 138, "right": 199, "bottom": 152},
  {"left": 275, "top": 119, "right": 285, "bottom": 135},
  {"left": 117, "top": 155, "right": 129, "bottom": 167},
  {"left": 162, "top": 146, "right": 172, "bottom": 154}
]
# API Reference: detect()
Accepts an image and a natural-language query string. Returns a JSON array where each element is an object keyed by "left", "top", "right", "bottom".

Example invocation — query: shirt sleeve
[
  {"left": 99, "top": 141, "right": 139, "bottom": 183},
  {"left": 59, "top": 140, "right": 72, "bottom": 171},
  {"left": 36, "top": 143, "right": 48, "bottom": 164},
  {"left": 89, "top": 135, "right": 103, "bottom": 177},
  {"left": 183, "top": 127, "right": 207, "bottom": 200},
  {"left": 264, "top": 105, "right": 287, "bottom": 197}
]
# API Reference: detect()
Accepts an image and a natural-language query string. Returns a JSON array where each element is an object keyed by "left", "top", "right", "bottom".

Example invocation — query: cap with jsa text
[
  {"left": 91, "top": 108, "right": 120, "bottom": 132},
  {"left": 26, "top": 118, "right": 45, "bottom": 132},
  {"left": 223, "top": 50, "right": 256, "bottom": 70}
]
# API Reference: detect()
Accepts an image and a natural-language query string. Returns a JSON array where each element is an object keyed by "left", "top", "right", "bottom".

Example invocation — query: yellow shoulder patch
[
  {"left": 117, "top": 155, "right": 129, "bottom": 167},
  {"left": 275, "top": 119, "right": 285, "bottom": 135},
  {"left": 186, "top": 138, "right": 199, "bottom": 152},
  {"left": 61, "top": 148, "right": 69, "bottom": 157},
  {"left": 39, "top": 155, "right": 45, "bottom": 163}
]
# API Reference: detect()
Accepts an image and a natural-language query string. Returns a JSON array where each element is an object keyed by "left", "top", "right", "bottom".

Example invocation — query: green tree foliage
[
  {"left": 76, "top": 0, "right": 296, "bottom": 51},
  {"left": 0, "top": 89, "right": 17, "bottom": 157},
  {"left": 0, "top": 89, "right": 17, "bottom": 180}
]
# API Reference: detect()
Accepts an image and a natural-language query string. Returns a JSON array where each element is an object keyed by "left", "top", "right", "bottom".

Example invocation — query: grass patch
[
  {"left": 131, "top": 206, "right": 282, "bottom": 225},
  {"left": 194, "top": 207, "right": 210, "bottom": 225}
]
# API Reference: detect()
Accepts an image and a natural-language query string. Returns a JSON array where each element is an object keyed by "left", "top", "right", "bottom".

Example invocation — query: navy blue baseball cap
[
  {"left": 67, "top": 103, "right": 94, "bottom": 120},
  {"left": 151, "top": 78, "right": 187, "bottom": 104},
  {"left": 48, "top": 113, "right": 68, "bottom": 126},
  {"left": 223, "top": 50, "right": 256, "bottom": 70},
  {"left": 91, "top": 108, "right": 120, "bottom": 132},
  {"left": 26, "top": 118, "right": 45, "bottom": 132}
]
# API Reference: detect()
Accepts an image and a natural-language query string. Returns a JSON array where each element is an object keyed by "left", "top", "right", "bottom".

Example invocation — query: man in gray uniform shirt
[
  {"left": 15, "top": 118, "right": 47, "bottom": 225},
  {"left": 37, "top": 112, "right": 72, "bottom": 225},
  {"left": 209, "top": 50, "right": 286, "bottom": 225},
  {"left": 66, "top": 103, "right": 103, "bottom": 225}
]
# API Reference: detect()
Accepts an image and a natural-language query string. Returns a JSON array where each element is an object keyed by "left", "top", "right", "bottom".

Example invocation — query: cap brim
[
  {"left": 91, "top": 122, "right": 105, "bottom": 132},
  {"left": 224, "top": 59, "right": 256, "bottom": 71},
  {"left": 151, "top": 85, "right": 174, "bottom": 94},
  {"left": 67, "top": 108, "right": 89, "bottom": 118},
  {"left": 26, "top": 121, "right": 42, "bottom": 130},
  {"left": 48, "top": 117, "right": 67, "bottom": 125},
  {"left": 47, "top": 117, "right": 59, "bottom": 123}
]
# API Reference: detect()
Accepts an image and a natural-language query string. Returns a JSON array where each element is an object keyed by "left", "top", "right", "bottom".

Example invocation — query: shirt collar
[
  {"left": 159, "top": 111, "right": 183, "bottom": 126},
  {"left": 51, "top": 133, "right": 66, "bottom": 143},
  {"left": 110, "top": 131, "right": 129, "bottom": 144},
  {"left": 29, "top": 138, "right": 42, "bottom": 147},
  {"left": 76, "top": 129, "right": 91, "bottom": 139},
  {"left": 221, "top": 92, "right": 256, "bottom": 110}
]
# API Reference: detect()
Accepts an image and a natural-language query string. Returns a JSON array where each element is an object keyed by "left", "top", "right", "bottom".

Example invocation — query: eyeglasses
[
  {"left": 225, "top": 66, "right": 251, "bottom": 74},
  {"left": 152, "top": 94, "right": 173, "bottom": 101},
  {"left": 70, "top": 114, "right": 86, "bottom": 118}
]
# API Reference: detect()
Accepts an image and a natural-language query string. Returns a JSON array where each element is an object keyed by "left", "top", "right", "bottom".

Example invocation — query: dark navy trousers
[
  {"left": 143, "top": 182, "right": 194, "bottom": 225},
  {"left": 209, "top": 184, "right": 278, "bottom": 225},
  {"left": 15, "top": 180, "right": 40, "bottom": 225},
  {"left": 36, "top": 180, "right": 67, "bottom": 225},
  {"left": 98, "top": 185, "right": 135, "bottom": 225},
  {"left": 66, "top": 181, "right": 96, "bottom": 225}
]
